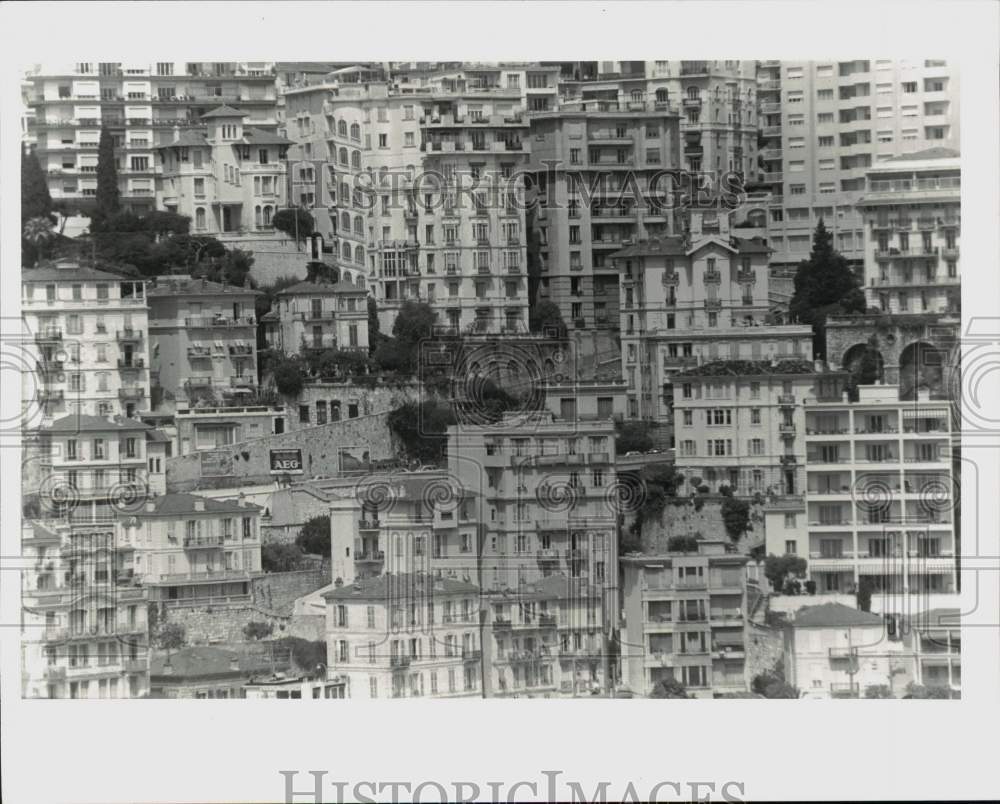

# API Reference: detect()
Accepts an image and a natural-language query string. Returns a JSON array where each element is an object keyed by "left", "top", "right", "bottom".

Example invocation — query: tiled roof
[
  {"left": 200, "top": 105, "right": 249, "bottom": 119},
  {"left": 137, "top": 492, "right": 262, "bottom": 517},
  {"left": 242, "top": 127, "right": 292, "bottom": 146},
  {"left": 790, "top": 603, "right": 884, "bottom": 628},
  {"left": 885, "top": 146, "right": 959, "bottom": 162},
  {"left": 157, "top": 130, "right": 209, "bottom": 148},
  {"left": 908, "top": 607, "right": 960, "bottom": 629},
  {"left": 323, "top": 573, "right": 479, "bottom": 601},
  {"left": 44, "top": 414, "right": 151, "bottom": 434},
  {"left": 150, "top": 645, "right": 289, "bottom": 680},
  {"left": 145, "top": 429, "right": 172, "bottom": 444},
  {"left": 489, "top": 573, "right": 601, "bottom": 601},
  {"left": 277, "top": 280, "right": 365, "bottom": 296},
  {"left": 22, "top": 262, "right": 139, "bottom": 283},
  {"left": 147, "top": 276, "right": 261, "bottom": 297},
  {"left": 611, "top": 235, "right": 770, "bottom": 260}
]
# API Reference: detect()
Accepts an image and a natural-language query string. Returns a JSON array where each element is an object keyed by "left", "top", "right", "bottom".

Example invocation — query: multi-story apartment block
[
  {"left": 21, "top": 519, "right": 149, "bottom": 699},
  {"left": 327, "top": 473, "right": 479, "bottom": 587},
  {"left": 23, "top": 62, "right": 278, "bottom": 213},
  {"left": 155, "top": 106, "right": 291, "bottom": 235},
  {"left": 27, "top": 414, "right": 161, "bottom": 522},
  {"left": 548, "top": 61, "right": 759, "bottom": 178},
  {"left": 908, "top": 606, "right": 960, "bottom": 694},
  {"left": 173, "top": 403, "right": 287, "bottom": 456},
  {"left": 803, "top": 384, "right": 956, "bottom": 595},
  {"left": 146, "top": 275, "right": 261, "bottom": 406},
  {"left": 323, "top": 573, "right": 483, "bottom": 699},
  {"left": 22, "top": 261, "right": 150, "bottom": 421},
  {"left": 487, "top": 575, "right": 609, "bottom": 698},
  {"left": 614, "top": 208, "right": 813, "bottom": 423},
  {"left": 264, "top": 279, "right": 369, "bottom": 356},
  {"left": 120, "top": 493, "right": 263, "bottom": 607},
  {"left": 753, "top": 59, "right": 959, "bottom": 269},
  {"left": 447, "top": 412, "right": 618, "bottom": 603},
  {"left": 282, "top": 68, "right": 534, "bottom": 334},
  {"left": 528, "top": 105, "right": 682, "bottom": 331},
  {"left": 620, "top": 539, "right": 749, "bottom": 698},
  {"left": 670, "top": 360, "right": 849, "bottom": 496},
  {"left": 857, "top": 147, "right": 960, "bottom": 315},
  {"left": 782, "top": 602, "right": 904, "bottom": 699}
]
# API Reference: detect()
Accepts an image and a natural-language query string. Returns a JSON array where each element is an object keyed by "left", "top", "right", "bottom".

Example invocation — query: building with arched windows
[{"left": 155, "top": 105, "right": 291, "bottom": 236}]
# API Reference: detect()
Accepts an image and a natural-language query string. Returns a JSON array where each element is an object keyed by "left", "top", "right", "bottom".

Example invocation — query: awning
[
  {"left": 902, "top": 408, "right": 948, "bottom": 419},
  {"left": 809, "top": 562, "right": 853, "bottom": 573}
]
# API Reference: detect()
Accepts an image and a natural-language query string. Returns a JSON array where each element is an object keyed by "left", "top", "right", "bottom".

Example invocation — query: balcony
[
  {"left": 780, "top": 455, "right": 798, "bottom": 465},
  {"left": 829, "top": 682, "right": 860, "bottom": 698},
  {"left": 39, "top": 389, "right": 65, "bottom": 404},
  {"left": 355, "top": 550, "right": 385, "bottom": 565},
  {"left": 760, "top": 171, "right": 783, "bottom": 183},
  {"left": 704, "top": 298, "right": 722, "bottom": 312},
  {"left": 539, "top": 613, "right": 558, "bottom": 628},
  {"left": 660, "top": 272, "right": 680, "bottom": 287},
  {"left": 737, "top": 270, "right": 757, "bottom": 284},
  {"left": 680, "top": 61, "right": 709, "bottom": 77},
  {"left": 34, "top": 329, "right": 63, "bottom": 342},
  {"left": 779, "top": 422, "right": 796, "bottom": 436},
  {"left": 116, "top": 329, "right": 142, "bottom": 342},
  {"left": 461, "top": 648, "right": 481, "bottom": 662},
  {"left": 536, "top": 548, "right": 561, "bottom": 561},
  {"left": 122, "top": 658, "right": 147, "bottom": 674},
  {"left": 778, "top": 394, "right": 796, "bottom": 406},
  {"left": 183, "top": 534, "right": 225, "bottom": 549},
  {"left": 674, "top": 579, "right": 708, "bottom": 591},
  {"left": 44, "top": 666, "right": 67, "bottom": 681},
  {"left": 662, "top": 355, "right": 698, "bottom": 368},
  {"left": 390, "top": 654, "right": 411, "bottom": 669},
  {"left": 230, "top": 375, "right": 256, "bottom": 388},
  {"left": 565, "top": 548, "right": 588, "bottom": 562},
  {"left": 184, "top": 316, "right": 255, "bottom": 328},
  {"left": 942, "top": 246, "right": 959, "bottom": 259},
  {"left": 828, "top": 646, "right": 857, "bottom": 660},
  {"left": 493, "top": 618, "right": 512, "bottom": 631},
  {"left": 703, "top": 270, "right": 721, "bottom": 284},
  {"left": 118, "top": 386, "right": 145, "bottom": 401},
  {"left": 117, "top": 358, "right": 145, "bottom": 370}
]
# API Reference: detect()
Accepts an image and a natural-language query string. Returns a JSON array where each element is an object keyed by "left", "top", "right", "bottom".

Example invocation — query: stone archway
[
  {"left": 899, "top": 341, "right": 947, "bottom": 401},
  {"left": 842, "top": 341, "right": 885, "bottom": 386}
]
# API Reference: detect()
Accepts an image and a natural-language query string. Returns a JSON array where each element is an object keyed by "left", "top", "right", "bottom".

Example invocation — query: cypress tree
[
  {"left": 789, "top": 218, "right": 866, "bottom": 358},
  {"left": 95, "top": 126, "right": 120, "bottom": 217},
  {"left": 21, "top": 148, "right": 53, "bottom": 222}
]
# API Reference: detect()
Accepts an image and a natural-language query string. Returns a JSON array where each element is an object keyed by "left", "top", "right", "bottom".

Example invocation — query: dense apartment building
[
  {"left": 802, "top": 384, "right": 956, "bottom": 595},
  {"left": 120, "top": 493, "right": 263, "bottom": 607},
  {"left": 620, "top": 540, "right": 749, "bottom": 698},
  {"left": 447, "top": 412, "right": 618, "bottom": 601},
  {"left": 22, "top": 261, "right": 150, "bottom": 421},
  {"left": 327, "top": 473, "right": 479, "bottom": 587},
  {"left": 282, "top": 67, "right": 536, "bottom": 334},
  {"left": 264, "top": 279, "right": 369, "bottom": 355},
  {"left": 548, "top": 61, "right": 759, "bottom": 178},
  {"left": 528, "top": 104, "right": 682, "bottom": 331},
  {"left": 323, "top": 573, "right": 483, "bottom": 698},
  {"left": 669, "top": 360, "right": 849, "bottom": 496},
  {"left": 26, "top": 414, "right": 162, "bottom": 522},
  {"left": 172, "top": 404, "right": 287, "bottom": 456},
  {"left": 614, "top": 208, "right": 813, "bottom": 423},
  {"left": 21, "top": 519, "right": 149, "bottom": 699},
  {"left": 23, "top": 62, "right": 278, "bottom": 212},
  {"left": 752, "top": 59, "right": 959, "bottom": 269},
  {"left": 857, "top": 147, "right": 960, "bottom": 315},
  {"left": 782, "top": 602, "right": 904, "bottom": 699},
  {"left": 487, "top": 575, "right": 609, "bottom": 697},
  {"left": 146, "top": 275, "right": 261, "bottom": 406},
  {"left": 155, "top": 106, "right": 292, "bottom": 235}
]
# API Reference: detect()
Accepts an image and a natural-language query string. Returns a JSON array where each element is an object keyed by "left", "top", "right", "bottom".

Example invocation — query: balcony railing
[
  {"left": 117, "top": 358, "right": 145, "bottom": 370},
  {"left": 356, "top": 550, "right": 385, "bottom": 564},
  {"left": 118, "top": 387, "right": 145, "bottom": 400},
  {"left": 183, "top": 535, "right": 225, "bottom": 549},
  {"left": 116, "top": 329, "right": 142, "bottom": 341},
  {"left": 390, "top": 655, "right": 411, "bottom": 669},
  {"left": 704, "top": 298, "right": 722, "bottom": 311},
  {"left": 184, "top": 316, "right": 255, "bottom": 328}
]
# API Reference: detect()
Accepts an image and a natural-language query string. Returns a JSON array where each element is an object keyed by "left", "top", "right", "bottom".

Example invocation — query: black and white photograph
[{"left": 1, "top": 2, "right": 998, "bottom": 803}]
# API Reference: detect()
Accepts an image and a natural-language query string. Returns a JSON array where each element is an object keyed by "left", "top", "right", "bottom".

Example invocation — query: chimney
[
  {"left": 193, "top": 499, "right": 205, "bottom": 512},
  {"left": 145, "top": 500, "right": 156, "bottom": 513},
  {"left": 229, "top": 656, "right": 240, "bottom": 672}
]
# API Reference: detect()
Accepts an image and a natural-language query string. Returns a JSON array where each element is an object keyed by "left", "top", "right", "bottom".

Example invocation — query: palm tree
[{"left": 23, "top": 216, "right": 55, "bottom": 267}]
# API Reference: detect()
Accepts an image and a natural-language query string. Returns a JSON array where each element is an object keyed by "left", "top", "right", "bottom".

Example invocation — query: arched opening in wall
[
  {"left": 842, "top": 341, "right": 885, "bottom": 396},
  {"left": 899, "top": 341, "right": 946, "bottom": 401}
]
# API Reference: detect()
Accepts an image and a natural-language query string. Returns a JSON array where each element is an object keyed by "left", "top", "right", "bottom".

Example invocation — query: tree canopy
[
  {"left": 649, "top": 677, "right": 690, "bottom": 698},
  {"left": 21, "top": 149, "right": 53, "bottom": 223},
  {"left": 272, "top": 208, "right": 315, "bottom": 241},
  {"left": 763, "top": 553, "right": 807, "bottom": 592},
  {"left": 789, "top": 219, "right": 865, "bottom": 358},
  {"left": 296, "top": 515, "right": 332, "bottom": 557},
  {"left": 95, "top": 127, "right": 120, "bottom": 217},
  {"left": 529, "top": 299, "right": 568, "bottom": 338}
]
